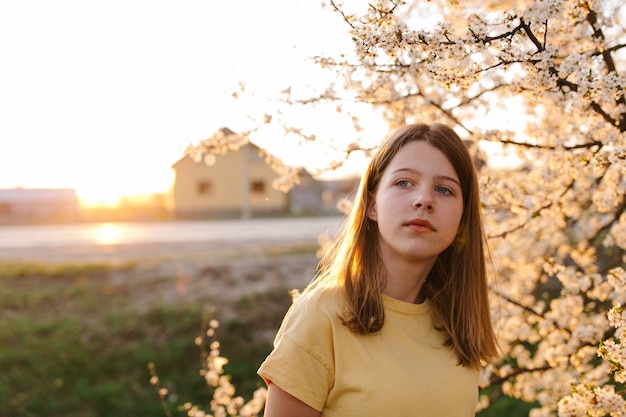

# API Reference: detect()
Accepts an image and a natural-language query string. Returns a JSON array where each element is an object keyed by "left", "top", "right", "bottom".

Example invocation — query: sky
[{"left": 0, "top": 0, "right": 364, "bottom": 207}]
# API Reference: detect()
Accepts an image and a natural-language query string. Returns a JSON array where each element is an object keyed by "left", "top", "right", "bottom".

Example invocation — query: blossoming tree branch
[{"left": 189, "top": 0, "right": 625, "bottom": 415}]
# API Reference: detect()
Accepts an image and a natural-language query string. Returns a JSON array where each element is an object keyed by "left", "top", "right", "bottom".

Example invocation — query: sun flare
[
  {"left": 93, "top": 223, "right": 121, "bottom": 245},
  {"left": 74, "top": 171, "right": 174, "bottom": 209}
]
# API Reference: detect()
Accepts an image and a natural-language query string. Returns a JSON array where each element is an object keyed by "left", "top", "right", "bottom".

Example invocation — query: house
[
  {"left": 170, "top": 130, "right": 325, "bottom": 218},
  {"left": 289, "top": 170, "right": 327, "bottom": 214},
  {"left": 0, "top": 188, "right": 79, "bottom": 222},
  {"left": 317, "top": 177, "right": 361, "bottom": 211}
]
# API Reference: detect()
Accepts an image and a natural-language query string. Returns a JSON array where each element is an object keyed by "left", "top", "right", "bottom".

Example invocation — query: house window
[
  {"left": 251, "top": 180, "right": 265, "bottom": 194},
  {"left": 197, "top": 180, "right": 212, "bottom": 195}
]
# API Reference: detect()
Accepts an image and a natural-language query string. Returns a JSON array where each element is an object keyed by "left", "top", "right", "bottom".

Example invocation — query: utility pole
[{"left": 241, "top": 144, "right": 251, "bottom": 220}]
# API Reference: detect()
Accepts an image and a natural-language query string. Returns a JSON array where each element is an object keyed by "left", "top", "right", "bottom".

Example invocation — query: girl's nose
[{"left": 413, "top": 188, "right": 434, "bottom": 211}]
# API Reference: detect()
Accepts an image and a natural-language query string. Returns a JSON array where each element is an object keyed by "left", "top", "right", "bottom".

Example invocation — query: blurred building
[
  {"left": 0, "top": 188, "right": 79, "bottom": 222},
  {"left": 170, "top": 140, "right": 326, "bottom": 219}
]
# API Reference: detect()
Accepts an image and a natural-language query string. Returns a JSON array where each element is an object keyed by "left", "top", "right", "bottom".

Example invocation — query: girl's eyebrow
[{"left": 391, "top": 168, "right": 461, "bottom": 188}]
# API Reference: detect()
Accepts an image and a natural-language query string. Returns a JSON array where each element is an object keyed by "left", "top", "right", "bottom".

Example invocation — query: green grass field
[
  {"left": 0, "top": 254, "right": 534, "bottom": 416},
  {"left": 0, "top": 260, "right": 293, "bottom": 417}
]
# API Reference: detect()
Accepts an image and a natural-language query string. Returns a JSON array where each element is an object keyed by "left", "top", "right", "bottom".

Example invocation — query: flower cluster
[
  {"left": 558, "top": 302, "right": 626, "bottom": 415},
  {"left": 151, "top": 317, "right": 266, "bottom": 417},
  {"left": 558, "top": 385, "right": 625, "bottom": 417},
  {"left": 187, "top": 128, "right": 250, "bottom": 163}
]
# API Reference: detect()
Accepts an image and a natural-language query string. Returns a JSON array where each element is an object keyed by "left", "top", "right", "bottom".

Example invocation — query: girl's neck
[{"left": 380, "top": 258, "right": 435, "bottom": 304}]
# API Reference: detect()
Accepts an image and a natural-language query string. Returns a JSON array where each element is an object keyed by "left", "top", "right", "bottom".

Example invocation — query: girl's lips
[{"left": 406, "top": 219, "right": 435, "bottom": 231}]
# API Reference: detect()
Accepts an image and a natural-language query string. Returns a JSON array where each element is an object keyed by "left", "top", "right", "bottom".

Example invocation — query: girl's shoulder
[
  {"left": 274, "top": 285, "right": 346, "bottom": 343},
  {"left": 280, "top": 284, "right": 346, "bottom": 327},
  {"left": 298, "top": 284, "right": 344, "bottom": 312}
]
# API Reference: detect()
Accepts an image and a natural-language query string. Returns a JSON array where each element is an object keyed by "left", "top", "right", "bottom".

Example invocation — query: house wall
[
  {"left": 172, "top": 145, "right": 288, "bottom": 217},
  {"left": 247, "top": 149, "right": 289, "bottom": 212}
]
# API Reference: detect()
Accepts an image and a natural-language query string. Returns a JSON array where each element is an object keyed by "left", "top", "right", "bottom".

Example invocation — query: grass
[{"left": 0, "top": 260, "right": 293, "bottom": 417}]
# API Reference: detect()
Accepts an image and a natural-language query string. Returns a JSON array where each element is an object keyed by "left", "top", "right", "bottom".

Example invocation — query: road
[{"left": 0, "top": 216, "right": 344, "bottom": 264}]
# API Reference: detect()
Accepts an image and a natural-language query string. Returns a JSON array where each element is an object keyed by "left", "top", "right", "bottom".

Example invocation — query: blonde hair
[{"left": 308, "top": 123, "right": 498, "bottom": 368}]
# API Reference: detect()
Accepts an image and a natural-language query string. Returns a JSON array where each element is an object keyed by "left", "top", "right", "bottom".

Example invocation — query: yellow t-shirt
[{"left": 258, "top": 285, "right": 479, "bottom": 417}]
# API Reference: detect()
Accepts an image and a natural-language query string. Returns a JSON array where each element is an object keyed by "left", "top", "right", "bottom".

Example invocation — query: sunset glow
[{"left": 0, "top": 0, "right": 354, "bottom": 207}]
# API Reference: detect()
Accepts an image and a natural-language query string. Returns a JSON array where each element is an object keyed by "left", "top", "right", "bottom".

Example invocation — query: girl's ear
[{"left": 366, "top": 195, "right": 378, "bottom": 221}]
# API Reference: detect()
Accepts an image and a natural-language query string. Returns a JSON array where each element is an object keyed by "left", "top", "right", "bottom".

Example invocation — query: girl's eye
[
  {"left": 435, "top": 186, "right": 452, "bottom": 195},
  {"left": 396, "top": 180, "right": 411, "bottom": 187}
]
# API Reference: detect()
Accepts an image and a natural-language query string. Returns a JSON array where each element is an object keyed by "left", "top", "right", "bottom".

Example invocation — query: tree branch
[
  {"left": 488, "top": 364, "right": 553, "bottom": 387},
  {"left": 491, "top": 288, "right": 546, "bottom": 319},
  {"left": 491, "top": 137, "right": 603, "bottom": 151},
  {"left": 488, "top": 180, "right": 575, "bottom": 239},
  {"left": 586, "top": 8, "right": 626, "bottom": 132}
]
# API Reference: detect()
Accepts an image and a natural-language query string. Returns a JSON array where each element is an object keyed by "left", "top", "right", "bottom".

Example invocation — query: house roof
[
  {"left": 0, "top": 188, "right": 78, "bottom": 204},
  {"left": 171, "top": 127, "right": 322, "bottom": 184},
  {"left": 171, "top": 141, "right": 264, "bottom": 168},
  {"left": 171, "top": 127, "right": 264, "bottom": 168}
]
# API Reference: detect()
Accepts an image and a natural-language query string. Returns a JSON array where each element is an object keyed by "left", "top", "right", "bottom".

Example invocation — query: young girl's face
[{"left": 367, "top": 140, "right": 464, "bottom": 265}]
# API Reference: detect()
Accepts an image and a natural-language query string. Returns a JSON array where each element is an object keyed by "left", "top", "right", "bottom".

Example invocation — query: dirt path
[{"left": 1, "top": 239, "right": 323, "bottom": 325}]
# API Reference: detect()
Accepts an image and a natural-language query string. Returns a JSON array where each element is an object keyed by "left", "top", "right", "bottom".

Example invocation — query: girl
[{"left": 258, "top": 123, "right": 499, "bottom": 416}]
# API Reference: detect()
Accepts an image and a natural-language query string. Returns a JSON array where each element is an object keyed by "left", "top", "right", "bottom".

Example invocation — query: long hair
[{"left": 308, "top": 123, "right": 498, "bottom": 368}]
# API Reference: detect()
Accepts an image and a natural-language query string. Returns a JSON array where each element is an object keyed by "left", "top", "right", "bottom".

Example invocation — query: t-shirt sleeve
[{"left": 257, "top": 293, "right": 336, "bottom": 412}]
